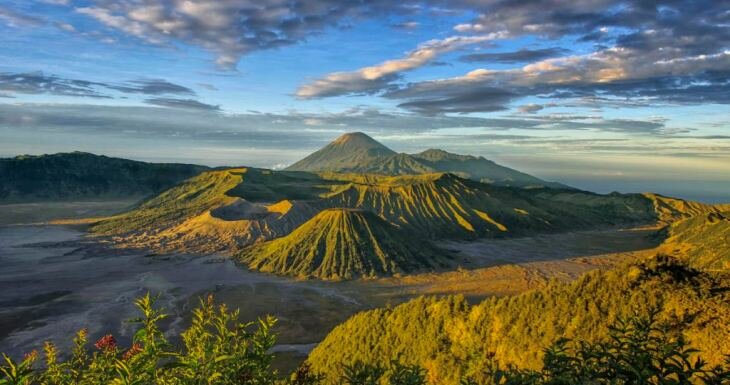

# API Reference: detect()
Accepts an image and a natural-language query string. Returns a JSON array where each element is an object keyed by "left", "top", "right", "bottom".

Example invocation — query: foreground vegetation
[
  {"left": 309, "top": 255, "right": 730, "bottom": 383},
  {"left": 2, "top": 290, "right": 729, "bottom": 385}
]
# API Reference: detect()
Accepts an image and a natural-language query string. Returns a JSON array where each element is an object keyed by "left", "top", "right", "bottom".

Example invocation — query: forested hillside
[
  {"left": 660, "top": 211, "right": 730, "bottom": 271},
  {"left": 0, "top": 152, "right": 207, "bottom": 202},
  {"left": 308, "top": 255, "right": 730, "bottom": 384}
]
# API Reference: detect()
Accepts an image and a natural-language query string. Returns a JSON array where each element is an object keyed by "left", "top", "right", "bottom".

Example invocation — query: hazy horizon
[{"left": 3, "top": 134, "right": 728, "bottom": 204}]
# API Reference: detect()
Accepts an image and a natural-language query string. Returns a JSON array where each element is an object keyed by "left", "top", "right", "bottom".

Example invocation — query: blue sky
[{"left": 1, "top": 0, "right": 729, "bottom": 202}]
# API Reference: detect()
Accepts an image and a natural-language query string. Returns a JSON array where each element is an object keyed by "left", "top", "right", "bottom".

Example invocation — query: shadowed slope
[
  {"left": 412, "top": 149, "right": 568, "bottom": 188},
  {"left": 286, "top": 132, "right": 396, "bottom": 173},
  {"left": 0, "top": 152, "right": 207, "bottom": 203},
  {"left": 239, "top": 208, "right": 448, "bottom": 279},
  {"left": 285, "top": 132, "right": 564, "bottom": 188},
  {"left": 319, "top": 173, "right": 656, "bottom": 239}
]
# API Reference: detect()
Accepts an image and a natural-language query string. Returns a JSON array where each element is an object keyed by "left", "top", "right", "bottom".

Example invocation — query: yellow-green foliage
[
  {"left": 307, "top": 255, "right": 730, "bottom": 384},
  {"left": 93, "top": 169, "right": 658, "bottom": 245},
  {"left": 320, "top": 173, "right": 656, "bottom": 239},
  {"left": 643, "top": 193, "right": 721, "bottom": 224},
  {"left": 4, "top": 292, "right": 729, "bottom": 385},
  {"left": 92, "top": 168, "right": 246, "bottom": 235},
  {"left": 0, "top": 294, "right": 279, "bottom": 385},
  {"left": 239, "top": 209, "right": 449, "bottom": 280},
  {"left": 661, "top": 211, "right": 730, "bottom": 271},
  {"left": 91, "top": 168, "right": 661, "bottom": 278}
]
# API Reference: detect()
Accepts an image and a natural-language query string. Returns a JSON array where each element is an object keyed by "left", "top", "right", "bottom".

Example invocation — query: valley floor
[
  {"left": 0, "top": 211, "right": 661, "bottom": 372},
  {"left": 0, "top": 199, "right": 142, "bottom": 226}
]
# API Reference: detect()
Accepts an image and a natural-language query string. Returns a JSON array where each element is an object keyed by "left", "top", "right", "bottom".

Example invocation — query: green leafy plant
[{"left": 3, "top": 294, "right": 729, "bottom": 385}]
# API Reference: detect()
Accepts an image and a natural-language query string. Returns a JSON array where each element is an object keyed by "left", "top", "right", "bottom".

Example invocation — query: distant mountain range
[
  {"left": 0, "top": 133, "right": 564, "bottom": 204},
  {"left": 92, "top": 168, "right": 656, "bottom": 279},
  {"left": 0, "top": 152, "right": 208, "bottom": 203},
  {"left": 7, "top": 133, "right": 725, "bottom": 280},
  {"left": 286, "top": 132, "right": 567, "bottom": 189}
]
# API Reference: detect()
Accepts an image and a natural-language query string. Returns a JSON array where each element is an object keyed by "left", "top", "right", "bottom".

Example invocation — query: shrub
[{"left": 1, "top": 295, "right": 728, "bottom": 385}]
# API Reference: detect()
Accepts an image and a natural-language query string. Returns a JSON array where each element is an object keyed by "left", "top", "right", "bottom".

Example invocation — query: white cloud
[{"left": 296, "top": 33, "right": 507, "bottom": 98}]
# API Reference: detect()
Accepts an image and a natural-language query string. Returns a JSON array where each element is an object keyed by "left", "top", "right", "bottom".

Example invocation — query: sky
[{"left": 0, "top": 0, "right": 729, "bottom": 202}]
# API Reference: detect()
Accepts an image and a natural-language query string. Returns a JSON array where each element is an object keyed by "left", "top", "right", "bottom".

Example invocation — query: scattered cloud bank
[
  {"left": 0, "top": 5, "right": 45, "bottom": 27},
  {"left": 459, "top": 48, "right": 569, "bottom": 63},
  {"left": 4, "top": 0, "right": 727, "bottom": 115},
  {"left": 292, "top": 0, "right": 730, "bottom": 113},
  {"left": 0, "top": 72, "right": 216, "bottom": 111},
  {"left": 382, "top": 49, "right": 730, "bottom": 114},
  {"left": 295, "top": 34, "right": 504, "bottom": 98},
  {"left": 71, "top": 0, "right": 417, "bottom": 70},
  {"left": 0, "top": 103, "right": 708, "bottom": 141},
  {"left": 145, "top": 97, "right": 220, "bottom": 111}
]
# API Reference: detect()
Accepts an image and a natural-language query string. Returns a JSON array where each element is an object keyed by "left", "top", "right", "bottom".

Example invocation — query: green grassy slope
[
  {"left": 91, "top": 168, "right": 245, "bottom": 235},
  {"left": 659, "top": 211, "right": 730, "bottom": 271},
  {"left": 643, "top": 192, "right": 722, "bottom": 223},
  {"left": 308, "top": 255, "right": 730, "bottom": 384},
  {"left": 0, "top": 152, "right": 207, "bottom": 202},
  {"left": 319, "top": 173, "right": 656, "bottom": 239},
  {"left": 91, "top": 169, "right": 661, "bottom": 277},
  {"left": 239, "top": 208, "right": 449, "bottom": 279}
]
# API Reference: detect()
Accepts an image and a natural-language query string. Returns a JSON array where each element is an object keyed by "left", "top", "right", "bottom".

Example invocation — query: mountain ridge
[
  {"left": 0, "top": 152, "right": 208, "bottom": 203},
  {"left": 238, "top": 208, "right": 449, "bottom": 279},
  {"left": 285, "top": 132, "right": 566, "bottom": 188}
]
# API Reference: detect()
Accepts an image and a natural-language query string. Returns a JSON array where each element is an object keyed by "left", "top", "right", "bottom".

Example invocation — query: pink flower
[
  {"left": 122, "top": 343, "right": 143, "bottom": 360},
  {"left": 23, "top": 350, "right": 38, "bottom": 362},
  {"left": 94, "top": 334, "right": 117, "bottom": 352}
]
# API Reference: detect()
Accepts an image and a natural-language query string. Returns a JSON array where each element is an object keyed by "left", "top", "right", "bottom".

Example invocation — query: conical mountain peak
[
  {"left": 238, "top": 208, "right": 446, "bottom": 279},
  {"left": 286, "top": 132, "right": 566, "bottom": 188},
  {"left": 331, "top": 132, "right": 388, "bottom": 148},
  {"left": 286, "top": 132, "right": 395, "bottom": 172}
]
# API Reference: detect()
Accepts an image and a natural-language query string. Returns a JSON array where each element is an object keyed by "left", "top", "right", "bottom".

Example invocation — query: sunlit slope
[
  {"left": 643, "top": 192, "right": 722, "bottom": 224},
  {"left": 659, "top": 211, "right": 730, "bottom": 271},
  {"left": 92, "top": 169, "right": 659, "bottom": 257},
  {"left": 92, "top": 168, "right": 244, "bottom": 235},
  {"left": 319, "top": 173, "right": 656, "bottom": 239},
  {"left": 239, "top": 208, "right": 448, "bottom": 279},
  {"left": 308, "top": 256, "right": 730, "bottom": 384},
  {"left": 90, "top": 168, "right": 325, "bottom": 252}
]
